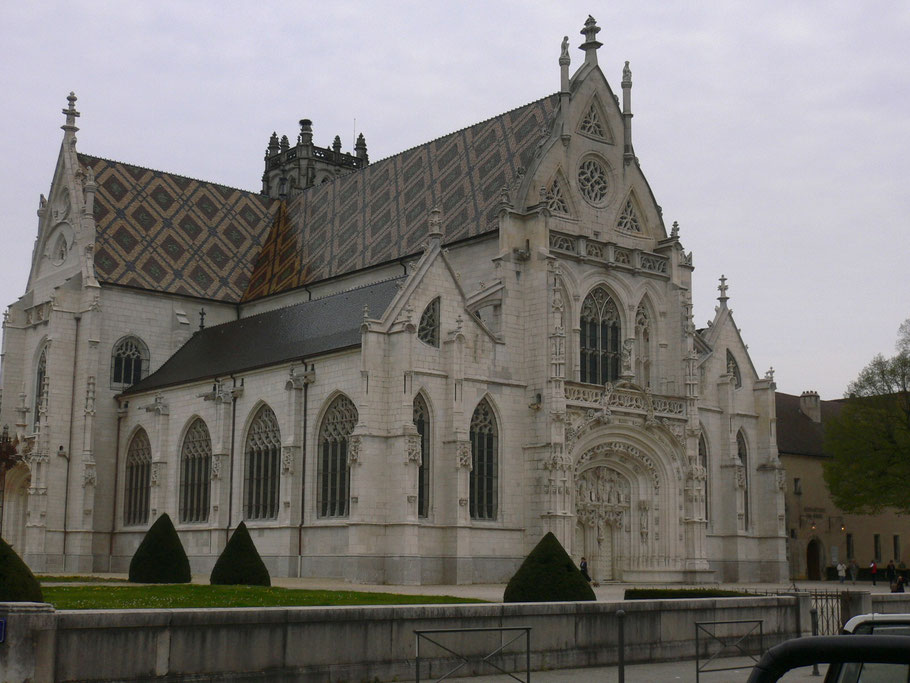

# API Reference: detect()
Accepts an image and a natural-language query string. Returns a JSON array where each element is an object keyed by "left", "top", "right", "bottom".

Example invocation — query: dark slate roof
[
  {"left": 123, "top": 277, "right": 404, "bottom": 395},
  {"left": 775, "top": 392, "right": 846, "bottom": 457},
  {"left": 242, "top": 94, "right": 559, "bottom": 301},
  {"left": 80, "top": 154, "right": 278, "bottom": 302}
]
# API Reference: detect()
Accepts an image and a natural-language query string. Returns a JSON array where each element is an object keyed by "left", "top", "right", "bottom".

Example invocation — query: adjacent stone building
[
  {"left": 777, "top": 391, "right": 910, "bottom": 580},
  {"left": 0, "top": 18, "right": 788, "bottom": 583}
]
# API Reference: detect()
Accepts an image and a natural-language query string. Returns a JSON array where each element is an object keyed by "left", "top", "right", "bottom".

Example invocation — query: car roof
[{"left": 843, "top": 613, "right": 910, "bottom": 633}]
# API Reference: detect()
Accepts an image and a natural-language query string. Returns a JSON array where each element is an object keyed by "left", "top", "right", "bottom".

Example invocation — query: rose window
[{"left": 577, "top": 158, "right": 609, "bottom": 205}]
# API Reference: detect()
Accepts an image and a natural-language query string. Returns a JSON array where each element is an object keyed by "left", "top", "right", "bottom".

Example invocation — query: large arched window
[
  {"left": 317, "top": 394, "right": 358, "bottom": 518},
  {"left": 469, "top": 398, "right": 498, "bottom": 520},
  {"left": 635, "top": 302, "right": 652, "bottom": 388},
  {"left": 414, "top": 394, "right": 430, "bottom": 518},
  {"left": 124, "top": 428, "right": 151, "bottom": 526},
  {"left": 111, "top": 336, "right": 149, "bottom": 388},
  {"left": 33, "top": 345, "right": 48, "bottom": 432},
  {"left": 179, "top": 418, "right": 211, "bottom": 523},
  {"left": 699, "top": 433, "right": 709, "bottom": 522},
  {"left": 244, "top": 405, "right": 281, "bottom": 520},
  {"left": 737, "top": 430, "right": 750, "bottom": 529},
  {"left": 580, "top": 286, "right": 621, "bottom": 384}
]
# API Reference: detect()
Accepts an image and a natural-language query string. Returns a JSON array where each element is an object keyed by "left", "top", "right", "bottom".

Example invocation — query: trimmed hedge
[
  {"left": 210, "top": 522, "right": 271, "bottom": 586},
  {"left": 128, "top": 513, "right": 192, "bottom": 583},
  {"left": 624, "top": 587, "right": 752, "bottom": 600},
  {"left": 503, "top": 532, "right": 595, "bottom": 602},
  {"left": 0, "top": 535, "right": 43, "bottom": 602}
]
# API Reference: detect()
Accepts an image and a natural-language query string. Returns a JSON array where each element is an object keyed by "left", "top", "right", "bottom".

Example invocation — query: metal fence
[
  {"left": 809, "top": 589, "right": 843, "bottom": 635},
  {"left": 414, "top": 626, "right": 531, "bottom": 683},
  {"left": 694, "top": 619, "right": 763, "bottom": 683}
]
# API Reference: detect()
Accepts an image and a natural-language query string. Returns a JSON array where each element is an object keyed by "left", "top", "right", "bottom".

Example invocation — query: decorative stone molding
[
  {"left": 142, "top": 393, "right": 169, "bottom": 415},
  {"left": 456, "top": 441, "right": 472, "bottom": 469},
  {"left": 347, "top": 435, "right": 362, "bottom": 467},
  {"left": 211, "top": 454, "right": 223, "bottom": 479},
  {"left": 577, "top": 441, "right": 661, "bottom": 492},
  {"left": 734, "top": 465, "right": 746, "bottom": 489},
  {"left": 776, "top": 468, "right": 786, "bottom": 491},
  {"left": 150, "top": 462, "right": 164, "bottom": 487},
  {"left": 82, "top": 463, "right": 96, "bottom": 488},
  {"left": 458, "top": 498, "right": 468, "bottom": 507},
  {"left": 281, "top": 446, "right": 295, "bottom": 474},
  {"left": 406, "top": 434, "right": 422, "bottom": 465}
]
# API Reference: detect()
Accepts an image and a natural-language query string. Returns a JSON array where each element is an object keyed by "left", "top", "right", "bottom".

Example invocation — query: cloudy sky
[{"left": 1, "top": 2, "right": 907, "bottom": 399}]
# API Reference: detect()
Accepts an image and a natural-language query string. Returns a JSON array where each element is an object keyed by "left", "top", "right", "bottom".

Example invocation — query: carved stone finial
[
  {"left": 362, "top": 304, "right": 370, "bottom": 321},
  {"left": 332, "top": 135, "right": 342, "bottom": 154},
  {"left": 355, "top": 132, "right": 368, "bottom": 162},
  {"left": 717, "top": 274, "right": 729, "bottom": 305},
  {"left": 198, "top": 307, "right": 206, "bottom": 331},
  {"left": 268, "top": 132, "right": 280, "bottom": 154},
  {"left": 62, "top": 91, "right": 80, "bottom": 133},
  {"left": 428, "top": 205, "right": 443, "bottom": 240},
  {"left": 579, "top": 16, "right": 603, "bottom": 60},
  {"left": 622, "top": 60, "right": 632, "bottom": 85},
  {"left": 671, "top": 221, "right": 679, "bottom": 239},
  {"left": 560, "top": 36, "right": 570, "bottom": 62},
  {"left": 765, "top": 366, "right": 775, "bottom": 381}
]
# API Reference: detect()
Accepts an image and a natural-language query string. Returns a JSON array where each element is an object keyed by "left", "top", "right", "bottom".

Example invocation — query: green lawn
[{"left": 40, "top": 584, "right": 483, "bottom": 610}]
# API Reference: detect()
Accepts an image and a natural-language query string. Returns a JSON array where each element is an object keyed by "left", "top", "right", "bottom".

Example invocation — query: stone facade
[{"left": 0, "top": 18, "right": 787, "bottom": 583}]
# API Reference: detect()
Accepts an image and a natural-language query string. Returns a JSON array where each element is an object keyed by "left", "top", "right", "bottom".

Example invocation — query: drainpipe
[
  {"left": 226, "top": 376, "right": 238, "bottom": 546},
  {"left": 109, "top": 399, "right": 127, "bottom": 569},
  {"left": 58, "top": 445, "right": 70, "bottom": 561},
  {"left": 297, "top": 362, "right": 312, "bottom": 575}
]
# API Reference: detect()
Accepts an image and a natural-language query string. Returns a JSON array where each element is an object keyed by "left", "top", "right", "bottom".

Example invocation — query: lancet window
[
  {"left": 635, "top": 303, "right": 652, "bottom": 388},
  {"left": 737, "top": 430, "right": 750, "bottom": 529},
  {"left": 32, "top": 345, "right": 48, "bottom": 432},
  {"left": 318, "top": 394, "right": 358, "bottom": 518},
  {"left": 124, "top": 429, "right": 151, "bottom": 526},
  {"left": 580, "top": 287, "right": 621, "bottom": 384},
  {"left": 414, "top": 394, "right": 430, "bottom": 518},
  {"left": 469, "top": 398, "right": 498, "bottom": 520},
  {"left": 617, "top": 198, "right": 642, "bottom": 233},
  {"left": 244, "top": 405, "right": 281, "bottom": 520},
  {"left": 545, "top": 176, "right": 569, "bottom": 214},
  {"left": 699, "top": 433, "right": 709, "bottom": 521},
  {"left": 727, "top": 350, "right": 742, "bottom": 389},
  {"left": 417, "top": 297, "right": 440, "bottom": 347},
  {"left": 179, "top": 418, "right": 211, "bottom": 523},
  {"left": 111, "top": 336, "right": 149, "bottom": 388}
]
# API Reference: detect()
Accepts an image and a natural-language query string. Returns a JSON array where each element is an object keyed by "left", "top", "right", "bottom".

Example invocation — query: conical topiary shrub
[
  {"left": 128, "top": 513, "right": 191, "bottom": 583},
  {"left": 0, "top": 535, "right": 43, "bottom": 602},
  {"left": 503, "top": 532, "right": 595, "bottom": 602},
  {"left": 210, "top": 521, "right": 271, "bottom": 586}
]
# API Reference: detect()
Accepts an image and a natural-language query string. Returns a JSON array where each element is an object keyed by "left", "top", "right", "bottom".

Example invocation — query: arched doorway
[
  {"left": 806, "top": 538, "right": 823, "bottom": 580},
  {"left": 575, "top": 466, "right": 629, "bottom": 582}
]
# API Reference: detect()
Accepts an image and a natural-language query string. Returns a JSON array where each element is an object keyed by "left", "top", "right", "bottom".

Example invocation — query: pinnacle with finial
[
  {"left": 579, "top": 15, "right": 602, "bottom": 49},
  {"left": 718, "top": 274, "right": 729, "bottom": 304},
  {"left": 62, "top": 91, "right": 80, "bottom": 133},
  {"left": 622, "top": 61, "right": 632, "bottom": 85}
]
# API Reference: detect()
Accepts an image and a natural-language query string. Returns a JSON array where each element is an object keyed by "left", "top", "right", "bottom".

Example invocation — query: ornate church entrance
[{"left": 575, "top": 465, "right": 628, "bottom": 582}]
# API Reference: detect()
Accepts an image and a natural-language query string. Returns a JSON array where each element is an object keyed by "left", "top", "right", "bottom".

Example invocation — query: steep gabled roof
[
  {"left": 123, "top": 277, "right": 404, "bottom": 395},
  {"left": 242, "top": 94, "right": 559, "bottom": 301},
  {"left": 775, "top": 392, "right": 846, "bottom": 457},
  {"left": 80, "top": 154, "right": 278, "bottom": 302}
]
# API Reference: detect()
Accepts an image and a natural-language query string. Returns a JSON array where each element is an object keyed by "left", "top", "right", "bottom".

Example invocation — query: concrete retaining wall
[{"left": 2, "top": 596, "right": 808, "bottom": 682}]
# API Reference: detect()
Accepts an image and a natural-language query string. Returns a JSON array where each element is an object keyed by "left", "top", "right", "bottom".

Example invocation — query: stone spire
[
  {"left": 717, "top": 274, "right": 729, "bottom": 307},
  {"left": 579, "top": 15, "right": 602, "bottom": 66},
  {"left": 61, "top": 92, "right": 80, "bottom": 134},
  {"left": 355, "top": 133, "right": 368, "bottom": 163},
  {"left": 621, "top": 61, "right": 634, "bottom": 163}
]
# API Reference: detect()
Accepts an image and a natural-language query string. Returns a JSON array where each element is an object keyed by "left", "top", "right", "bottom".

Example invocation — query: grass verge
[{"left": 41, "top": 584, "right": 483, "bottom": 610}]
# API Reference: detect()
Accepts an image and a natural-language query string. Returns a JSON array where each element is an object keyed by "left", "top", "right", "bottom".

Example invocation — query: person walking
[
  {"left": 836, "top": 561, "right": 847, "bottom": 584},
  {"left": 887, "top": 560, "right": 897, "bottom": 589},
  {"left": 579, "top": 557, "right": 592, "bottom": 583},
  {"left": 870, "top": 560, "right": 878, "bottom": 586},
  {"left": 849, "top": 559, "right": 859, "bottom": 584}
]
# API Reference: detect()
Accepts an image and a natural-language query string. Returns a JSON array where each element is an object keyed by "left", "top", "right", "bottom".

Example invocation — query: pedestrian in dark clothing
[
  {"left": 579, "top": 557, "right": 592, "bottom": 583},
  {"left": 849, "top": 559, "right": 858, "bottom": 584},
  {"left": 887, "top": 560, "right": 897, "bottom": 588},
  {"left": 893, "top": 576, "right": 906, "bottom": 593}
]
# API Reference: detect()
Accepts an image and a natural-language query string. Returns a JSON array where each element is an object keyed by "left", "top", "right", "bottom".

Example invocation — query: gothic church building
[{"left": 0, "top": 18, "right": 787, "bottom": 583}]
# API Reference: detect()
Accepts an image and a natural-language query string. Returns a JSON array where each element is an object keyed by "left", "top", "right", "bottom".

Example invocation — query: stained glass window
[
  {"left": 318, "top": 395, "right": 358, "bottom": 518},
  {"left": 111, "top": 336, "right": 149, "bottom": 388},
  {"left": 418, "top": 298, "right": 440, "bottom": 347},
  {"left": 580, "top": 287, "right": 621, "bottom": 384},
  {"left": 179, "top": 418, "right": 211, "bottom": 523},
  {"left": 244, "top": 405, "right": 281, "bottom": 520},
  {"left": 414, "top": 394, "right": 430, "bottom": 518},
  {"left": 124, "top": 429, "right": 151, "bottom": 526},
  {"left": 470, "top": 398, "right": 498, "bottom": 520}
]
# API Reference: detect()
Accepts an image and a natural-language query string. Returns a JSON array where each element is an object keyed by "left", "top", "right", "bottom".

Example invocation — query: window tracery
[
  {"left": 727, "top": 350, "right": 742, "bottom": 388},
  {"left": 469, "top": 398, "right": 498, "bottom": 520},
  {"left": 33, "top": 345, "right": 47, "bottom": 432},
  {"left": 545, "top": 176, "right": 569, "bottom": 214},
  {"left": 111, "top": 336, "right": 149, "bottom": 388},
  {"left": 414, "top": 394, "right": 430, "bottom": 518},
  {"left": 244, "top": 405, "right": 281, "bottom": 520},
  {"left": 617, "top": 198, "right": 642, "bottom": 233},
  {"left": 737, "top": 430, "right": 750, "bottom": 529},
  {"left": 52, "top": 234, "right": 68, "bottom": 265},
  {"left": 579, "top": 104, "right": 607, "bottom": 139},
  {"left": 417, "top": 298, "right": 440, "bottom": 347},
  {"left": 318, "top": 394, "right": 358, "bottom": 518},
  {"left": 179, "top": 418, "right": 211, "bottom": 523},
  {"left": 124, "top": 429, "right": 151, "bottom": 526},
  {"left": 699, "top": 433, "right": 709, "bottom": 521},
  {"left": 577, "top": 158, "right": 609, "bottom": 205},
  {"left": 579, "top": 287, "right": 621, "bottom": 384}
]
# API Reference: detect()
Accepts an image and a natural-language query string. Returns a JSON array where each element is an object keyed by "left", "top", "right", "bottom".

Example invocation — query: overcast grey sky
[{"left": 1, "top": 1, "right": 907, "bottom": 399}]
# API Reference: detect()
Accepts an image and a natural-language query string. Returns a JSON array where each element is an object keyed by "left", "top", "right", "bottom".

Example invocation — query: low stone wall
[
  {"left": 871, "top": 593, "right": 910, "bottom": 614},
  {"left": 1, "top": 596, "right": 808, "bottom": 682}
]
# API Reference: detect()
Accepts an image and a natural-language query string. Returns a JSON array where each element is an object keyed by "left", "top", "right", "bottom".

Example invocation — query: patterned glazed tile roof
[
  {"left": 79, "top": 154, "right": 278, "bottom": 302},
  {"left": 242, "top": 94, "right": 559, "bottom": 301},
  {"left": 123, "top": 277, "right": 404, "bottom": 395}
]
